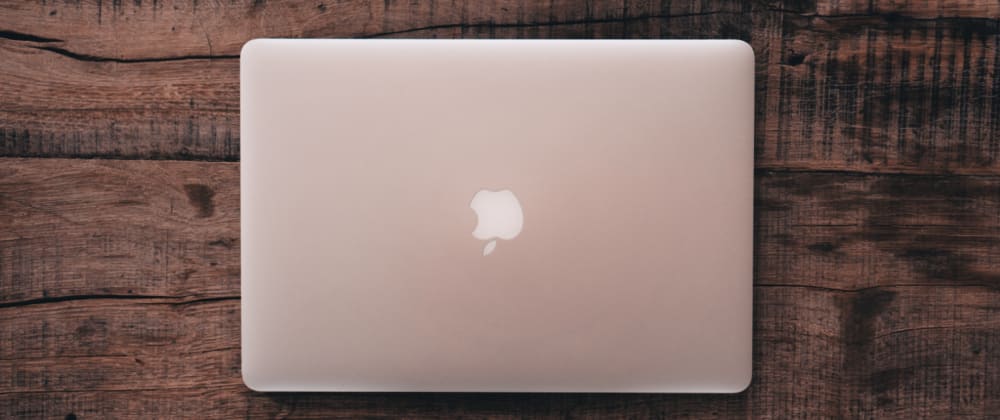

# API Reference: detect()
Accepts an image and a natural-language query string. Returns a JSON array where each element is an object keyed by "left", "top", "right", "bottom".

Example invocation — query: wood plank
[
  {"left": 0, "top": 298, "right": 239, "bottom": 362},
  {"left": 0, "top": 41, "right": 239, "bottom": 160},
  {"left": 0, "top": 1, "right": 751, "bottom": 59},
  {"left": 1, "top": 0, "right": 993, "bottom": 59},
  {"left": 4, "top": 158, "right": 1000, "bottom": 306},
  {"left": 0, "top": 0, "right": 748, "bottom": 161},
  {"left": 1, "top": 286, "right": 997, "bottom": 418},
  {"left": 1, "top": 1, "right": 998, "bottom": 174},
  {"left": 754, "top": 11, "right": 1000, "bottom": 174},
  {"left": 0, "top": 158, "right": 239, "bottom": 304},
  {"left": 756, "top": 169, "right": 1000, "bottom": 289}
]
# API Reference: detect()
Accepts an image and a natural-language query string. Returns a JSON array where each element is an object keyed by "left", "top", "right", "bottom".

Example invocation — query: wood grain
[
  {"left": 4, "top": 160, "right": 1000, "bottom": 304},
  {"left": 756, "top": 13, "right": 1000, "bottom": 174},
  {"left": 2, "top": 0, "right": 1000, "bottom": 417},
  {"left": 1, "top": 0, "right": 999, "bottom": 174},
  {"left": 1, "top": 158, "right": 998, "bottom": 417},
  {"left": 756, "top": 169, "right": 1000, "bottom": 289},
  {"left": 2, "top": 286, "right": 996, "bottom": 418},
  {"left": 0, "top": 159, "right": 239, "bottom": 305}
]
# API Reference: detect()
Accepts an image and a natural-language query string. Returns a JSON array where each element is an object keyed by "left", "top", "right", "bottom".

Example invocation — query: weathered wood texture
[
  {"left": 1, "top": 159, "right": 999, "bottom": 418},
  {"left": 1, "top": 0, "right": 999, "bottom": 173},
  {"left": 2, "top": 0, "right": 1000, "bottom": 418}
]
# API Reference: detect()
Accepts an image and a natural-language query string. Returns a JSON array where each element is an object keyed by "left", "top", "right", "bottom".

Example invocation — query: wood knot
[{"left": 183, "top": 184, "right": 215, "bottom": 218}]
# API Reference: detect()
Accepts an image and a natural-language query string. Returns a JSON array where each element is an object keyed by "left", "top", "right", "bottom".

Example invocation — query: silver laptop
[{"left": 241, "top": 39, "right": 754, "bottom": 392}]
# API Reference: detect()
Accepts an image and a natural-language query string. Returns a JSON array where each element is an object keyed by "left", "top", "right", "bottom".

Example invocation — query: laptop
[{"left": 240, "top": 39, "right": 754, "bottom": 392}]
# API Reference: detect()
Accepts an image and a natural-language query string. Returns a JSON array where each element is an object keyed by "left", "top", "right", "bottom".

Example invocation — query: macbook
[{"left": 240, "top": 39, "right": 754, "bottom": 392}]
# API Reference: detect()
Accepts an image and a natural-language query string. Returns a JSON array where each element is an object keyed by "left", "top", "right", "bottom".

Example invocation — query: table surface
[{"left": 2, "top": 0, "right": 999, "bottom": 418}]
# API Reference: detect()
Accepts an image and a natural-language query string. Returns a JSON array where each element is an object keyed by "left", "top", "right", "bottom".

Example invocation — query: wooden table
[{"left": 2, "top": 1, "right": 998, "bottom": 418}]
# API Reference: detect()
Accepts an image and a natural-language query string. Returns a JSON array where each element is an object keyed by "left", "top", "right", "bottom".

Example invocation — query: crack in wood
[
  {"left": 33, "top": 45, "right": 239, "bottom": 64},
  {"left": 0, "top": 294, "right": 240, "bottom": 309},
  {"left": 0, "top": 29, "right": 62, "bottom": 43},
  {"left": 360, "top": 10, "right": 736, "bottom": 38},
  {"left": 756, "top": 167, "right": 1000, "bottom": 179},
  {"left": 2, "top": 284, "right": 990, "bottom": 310},
  {"left": 754, "top": 283, "right": 1000, "bottom": 292}
]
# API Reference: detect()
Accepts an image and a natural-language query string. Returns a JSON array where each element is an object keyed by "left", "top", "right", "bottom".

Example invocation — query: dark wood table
[{"left": 2, "top": 0, "right": 998, "bottom": 418}]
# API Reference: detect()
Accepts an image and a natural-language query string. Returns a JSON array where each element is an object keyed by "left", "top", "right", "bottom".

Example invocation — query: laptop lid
[{"left": 241, "top": 39, "right": 754, "bottom": 392}]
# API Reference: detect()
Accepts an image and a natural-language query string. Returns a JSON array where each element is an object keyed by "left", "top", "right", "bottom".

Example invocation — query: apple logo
[{"left": 470, "top": 189, "right": 524, "bottom": 256}]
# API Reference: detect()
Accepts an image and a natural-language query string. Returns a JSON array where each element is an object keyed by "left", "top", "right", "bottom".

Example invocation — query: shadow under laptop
[{"left": 247, "top": 389, "right": 752, "bottom": 417}]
